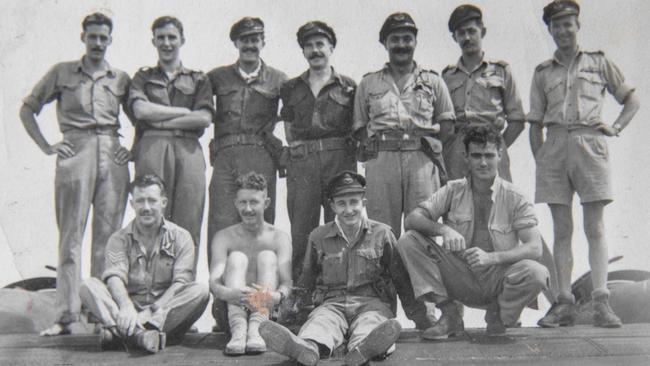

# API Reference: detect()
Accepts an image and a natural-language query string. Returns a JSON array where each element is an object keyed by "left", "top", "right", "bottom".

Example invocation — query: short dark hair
[
  {"left": 82, "top": 12, "right": 113, "bottom": 33},
  {"left": 129, "top": 174, "right": 166, "bottom": 196},
  {"left": 463, "top": 125, "right": 503, "bottom": 153},
  {"left": 151, "top": 16, "right": 184, "bottom": 37},
  {"left": 235, "top": 172, "right": 267, "bottom": 193}
]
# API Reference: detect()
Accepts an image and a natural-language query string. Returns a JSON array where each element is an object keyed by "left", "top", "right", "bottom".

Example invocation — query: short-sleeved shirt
[
  {"left": 23, "top": 58, "right": 131, "bottom": 132},
  {"left": 353, "top": 63, "right": 455, "bottom": 137},
  {"left": 418, "top": 176, "right": 538, "bottom": 252},
  {"left": 102, "top": 219, "right": 195, "bottom": 307},
  {"left": 280, "top": 69, "right": 356, "bottom": 142},
  {"left": 128, "top": 64, "right": 214, "bottom": 134},
  {"left": 208, "top": 61, "right": 287, "bottom": 139},
  {"left": 442, "top": 56, "right": 525, "bottom": 130},
  {"left": 528, "top": 49, "right": 634, "bottom": 127}
]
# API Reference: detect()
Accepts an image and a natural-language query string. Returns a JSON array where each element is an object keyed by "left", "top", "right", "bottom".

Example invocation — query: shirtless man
[{"left": 209, "top": 172, "right": 292, "bottom": 355}]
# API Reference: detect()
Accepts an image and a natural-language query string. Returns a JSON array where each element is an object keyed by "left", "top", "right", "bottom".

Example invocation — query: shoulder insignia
[
  {"left": 442, "top": 65, "right": 456, "bottom": 75},
  {"left": 420, "top": 68, "right": 439, "bottom": 76},
  {"left": 584, "top": 49, "right": 605, "bottom": 56},
  {"left": 489, "top": 59, "right": 509, "bottom": 68},
  {"left": 138, "top": 66, "right": 153, "bottom": 73}
]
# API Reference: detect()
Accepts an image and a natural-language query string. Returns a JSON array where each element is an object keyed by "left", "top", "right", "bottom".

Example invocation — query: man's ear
[
  {"left": 161, "top": 196, "right": 168, "bottom": 208},
  {"left": 264, "top": 196, "right": 271, "bottom": 209}
]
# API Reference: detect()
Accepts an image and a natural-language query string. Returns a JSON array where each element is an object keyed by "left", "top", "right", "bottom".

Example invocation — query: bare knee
[
  {"left": 583, "top": 203, "right": 606, "bottom": 242},
  {"left": 79, "top": 277, "right": 103, "bottom": 299},
  {"left": 227, "top": 251, "right": 249, "bottom": 268},
  {"left": 256, "top": 250, "right": 278, "bottom": 270},
  {"left": 549, "top": 204, "right": 573, "bottom": 243}
]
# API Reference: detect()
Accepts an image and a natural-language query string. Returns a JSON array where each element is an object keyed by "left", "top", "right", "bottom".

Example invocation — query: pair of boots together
[{"left": 224, "top": 304, "right": 268, "bottom": 355}]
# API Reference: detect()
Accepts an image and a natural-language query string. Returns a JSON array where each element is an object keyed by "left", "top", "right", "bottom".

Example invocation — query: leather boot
[
  {"left": 422, "top": 301, "right": 464, "bottom": 340},
  {"left": 593, "top": 295, "right": 622, "bottom": 328},
  {"left": 484, "top": 303, "right": 506, "bottom": 336},
  {"left": 131, "top": 329, "right": 161, "bottom": 354},
  {"left": 225, "top": 305, "right": 248, "bottom": 356},
  {"left": 259, "top": 320, "right": 319, "bottom": 366},
  {"left": 345, "top": 318, "right": 402, "bottom": 366},
  {"left": 246, "top": 311, "right": 268, "bottom": 354}
]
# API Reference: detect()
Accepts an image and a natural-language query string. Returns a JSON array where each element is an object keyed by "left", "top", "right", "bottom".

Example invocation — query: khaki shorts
[{"left": 535, "top": 126, "right": 612, "bottom": 205}]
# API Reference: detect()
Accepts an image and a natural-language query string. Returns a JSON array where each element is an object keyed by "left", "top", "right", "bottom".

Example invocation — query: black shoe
[
  {"left": 537, "top": 302, "right": 577, "bottom": 328},
  {"left": 344, "top": 319, "right": 401, "bottom": 366},
  {"left": 422, "top": 303, "right": 464, "bottom": 340},
  {"left": 259, "top": 321, "right": 319, "bottom": 366}
]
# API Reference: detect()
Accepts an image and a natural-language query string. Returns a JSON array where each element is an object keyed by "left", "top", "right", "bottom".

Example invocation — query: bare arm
[
  {"left": 146, "top": 109, "right": 212, "bottom": 130},
  {"left": 20, "top": 104, "right": 75, "bottom": 157},
  {"left": 270, "top": 231, "right": 293, "bottom": 306},
  {"left": 502, "top": 121, "right": 525, "bottom": 147},
  {"left": 132, "top": 99, "right": 191, "bottom": 122},
  {"left": 404, "top": 207, "right": 466, "bottom": 252},
  {"left": 597, "top": 92, "right": 641, "bottom": 136},
  {"left": 439, "top": 120, "right": 455, "bottom": 146},
  {"left": 208, "top": 230, "right": 236, "bottom": 303},
  {"left": 464, "top": 226, "right": 542, "bottom": 270},
  {"left": 106, "top": 276, "right": 139, "bottom": 336},
  {"left": 529, "top": 123, "right": 544, "bottom": 158}
]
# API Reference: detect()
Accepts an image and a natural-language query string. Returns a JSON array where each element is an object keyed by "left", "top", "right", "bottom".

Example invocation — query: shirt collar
[
  {"left": 552, "top": 46, "right": 583, "bottom": 67},
  {"left": 235, "top": 60, "right": 267, "bottom": 83},
  {"left": 154, "top": 62, "right": 192, "bottom": 79},
  {"left": 75, "top": 56, "right": 115, "bottom": 77},
  {"left": 299, "top": 67, "right": 344, "bottom": 88},
  {"left": 466, "top": 174, "right": 503, "bottom": 202},
  {"left": 453, "top": 52, "right": 488, "bottom": 74},
  {"left": 324, "top": 215, "right": 371, "bottom": 240},
  {"left": 126, "top": 218, "right": 173, "bottom": 257}
]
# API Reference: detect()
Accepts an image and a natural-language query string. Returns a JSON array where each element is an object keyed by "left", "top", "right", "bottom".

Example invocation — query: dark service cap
[
  {"left": 379, "top": 12, "right": 418, "bottom": 43},
  {"left": 327, "top": 171, "right": 366, "bottom": 198},
  {"left": 448, "top": 4, "right": 483, "bottom": 32},
  {"left": 230, "top": 17, "right": 264, "bottom": 41},
  {"left": 297, "top": 21, "right": 337, "bottom": 48},
  {"left": 543, "top": 0, "right": 580, "bottom": 25}
]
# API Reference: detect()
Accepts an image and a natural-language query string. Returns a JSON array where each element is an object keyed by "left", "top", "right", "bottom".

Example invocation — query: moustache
[
  {"left": 462, "top": 41, "right": 473, "bottom": 48},
  {"left": 392, "top": 47, "right": 412, "bottom": 54},
  {"left": 308, "top": 52, "right": 325, "bottom": 60},
  {"left": 91, "top": 47, "right": 103, "bottom": 52},
  {"left": 242, "top": 47, "right": 258, "bottom": 53}
]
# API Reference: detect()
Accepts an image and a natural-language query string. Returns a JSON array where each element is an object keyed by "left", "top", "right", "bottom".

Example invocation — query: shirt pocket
[
  {"left": 145, "top": 82, "right": 170, "bottom": 105},
  {"left": 154, "top": 254, "right": 174, "bottom": 287},
  {"left": 367, "top": 87, "right": 393, "bottom": 121},
  {"left": 577, "top": 70, "right": 606, "bottom": 102},
  {"left": 355, "top": 246, "right": 382, "bottom": 282},
  {"left": 543, "top": 77, "right": 565, "bottom": 112},
  {"left": 102, "top": 82, "right": 126, "bottom": 116},
  {"left": 475, "top": 75, "right": 504, "bottom": 109},
  {"left": 59, "top": 79, "right": 85, "bottom": 113},
  {"left": 173, "top": 78, "right": 198, "bottom": 108},
  {"left": 320, "top": 249, "right": 347, "bottom": 285},
  {"left": 323, "top": 88, "right": 353, "bottom": 130},
  {"left": 250, "top": 86, "right": 280, "bottom": 120},
  {"left": 216, "top": 86, "right": 241, "bottom": 119},
  {"left": 489, "top": 221, "right": 517, "bottom": 251},
  {"left": 445, "top": 211, "right": 472, "bottom": 239},
  {"left": 412, "top": 88, "right": 434, "bottom": 122},
  {"left": 445, "top": 78, "right": 465, "bottom": 102}
]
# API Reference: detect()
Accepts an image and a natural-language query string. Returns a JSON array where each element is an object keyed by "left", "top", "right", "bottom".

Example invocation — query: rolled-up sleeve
[
  {"left": 102, "top": 234, "right": 130, "bottom": 285},
  {"left": 127, "top": 70, "right": 150, "bottom": 109},
  {"left": 417, "top": 184, "right": 453, "bottom": 222},
  {"left": 432, "top": 78, "right": 455, "bottom": 123},
  {"left": 512, "top": 195, "right": 538, "bottom": 231},
  {"left": 172, "top": 231, "right": 195, "bottom": 285},
  {"left": 528, "top": 70, "right": 547, "bottom": 124},
  {"left": 192, "top": 72, "right": 215, "bottom": 114},
  {"left": 23, "top": 65, "right": 60, "bottom": 115},
  {"left": 601, "top": 57, "right": 635, "bottom": 104}
]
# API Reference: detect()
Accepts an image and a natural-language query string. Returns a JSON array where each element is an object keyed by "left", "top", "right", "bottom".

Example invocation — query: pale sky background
[{"left": 0, "top": 0, "right": 648, "bottom": 330}]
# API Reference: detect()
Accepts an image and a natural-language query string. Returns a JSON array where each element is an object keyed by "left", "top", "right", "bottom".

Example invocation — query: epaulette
[
  {"left": 583, "top": 50, "right": 605, "bottom": 56},
  {"left": 488, "top": 59, "right": 509, "bottom": 68},
  {"left": 442, "top": 64, "right": 456, "bottom": 75},
  {"left": 362, "top": 70, "right": 381, "bottom": 78},
  {"left": 420, "top": 68, "right": 439, "bottom": 76},
  {"left": 138, "top": 66, "right": 153, "bottom": 73},
  {"left": 535, "top": 59, "right": 553, "bottom": 72}
]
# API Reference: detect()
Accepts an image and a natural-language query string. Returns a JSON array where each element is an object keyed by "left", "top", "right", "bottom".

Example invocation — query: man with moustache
[
  {"left": 442, "top": 5, "right": 526, "bottom": 182},
  {"left": 260, "top": 171, "right": 429, "bottom": 366},
  {"left": 530, "top": 0, "right": 640, "bottom": 328},
  {"left": 20, "top": 13, "right": 131, "bottom": 336},
  {"left": 206, "top": 19, "right": 287, "bottom": 331},
  {"left": 209, "top": 172, "right": 292, "bottom": 355},
  {"left": 354, "top": 12, "right": 455, "bottom": 236},
  {"left": 397, "top": 126, "right": 549, "bottom": 338},
  {"left": 80, "top": 175, "right": 209, "bottom": 354},
  {"left": 129, "top": 16, "right": 214, "bottom": 272},
  {"left": 280, "top": 21, "right": 357, "bottom": 279}
]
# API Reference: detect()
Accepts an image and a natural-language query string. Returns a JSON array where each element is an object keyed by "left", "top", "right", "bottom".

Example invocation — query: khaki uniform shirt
[
  {"left": 353, "top": 63, "right": 455, "bottom": 137},
  {"left": 280, "top": 69, "right": 356, "bottom": 142},
  {"left": 528, "top": 49, "right": 634, "bottom": 127},
  {"left": 23, "top": 58, "right": 130, "bottom": 132},
  {"left": 442, "top": 56, "right": 525, "bottom": 130},
  {"left": 102, "top": 220, "right": 195, "bottom": 307},
  {"left": 208, "top": 61, "right": 287, "bottom": 138}
]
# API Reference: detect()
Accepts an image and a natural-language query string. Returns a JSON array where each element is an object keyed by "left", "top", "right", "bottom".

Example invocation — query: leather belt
[
  {"left": 376, "top": 138, "right": 422, "bottom": 151},
  {"left": 142, "top": 129, "right": 200, "bottom": 139},
  {"left": 289, "top": 137, "right": 348, "bottom": 154},
  {"left": 63, "top": 126, "right": 120, "bottom": 136},
  {"left": 321, "top": 282, "right": 378, "bottom": 300},
  {"left": 215, "top": 134, "right": 264, "bottom": 150}
]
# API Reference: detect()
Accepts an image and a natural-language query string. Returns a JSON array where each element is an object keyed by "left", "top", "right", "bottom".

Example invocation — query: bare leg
[
  {"left": 582, "top": 202, "right": 608, "bottom": 296},
  {"left": 549, "top": 204, "right": 575, "bottom": 304},
  {"left": 247, "top": 250, "right": 279, "bottom": 354},
  {"left": 224, "top": 251, "right": 249, "bottom": 355}
]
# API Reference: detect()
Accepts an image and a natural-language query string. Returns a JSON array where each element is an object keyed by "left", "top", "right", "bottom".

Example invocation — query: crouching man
[
  {"left": 398, "top": 125, "right": 550, "bottom": 338},
  {"left": 209, "top": 172, "right": 292, "bottom": 355},
  {"left": 260, "top": 171, "right": 431, "bottom": 366},
  {"left": 80, "top": 174, "right": 209, "bottom": 353}
]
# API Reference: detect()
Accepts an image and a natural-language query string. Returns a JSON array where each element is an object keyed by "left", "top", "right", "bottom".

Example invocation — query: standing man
[
  {"left": 354, "top": 12, "right": 455, "bottom": 236},
  {"left": 259, "top": 171, "right": 431, "bottom": 366},
  {"left": 281, "top": 21, "right": 357, "bottom": 278},
  {"left": 207, "top": 17, "right": 287, "bottom": 262},
  {"left": 209, "top": 172, "right": 292, "bottom": 355},
  {"left": 19, "top": 13, "right": 131, "bottom": 336},
  {"left": 80, "top": 175, "right": 209, "bottom": 354},
  {"left": 530, "top": 1, "right": 640, "bottom": 328},
  {"left": 398, "top": 126, "right": 550, "bottom": 338},
  {"left": 129, "top": 16, "right": 214, "bottom": 271},
  {"left": 442, "top": 4, "right": 526, "bottom": 182}
]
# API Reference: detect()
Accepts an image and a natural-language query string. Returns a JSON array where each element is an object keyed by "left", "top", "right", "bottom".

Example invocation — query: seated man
[
  {"left": 80, "top": 174, "right": 209, "bottom": 353},
  {"left": 397, "top": 125, "right": 550, "bottom": 338},
  {"left": 209, "top": 172, "right": 292, "bottom": 355},
  {"left": 259, "top": 171, "right": 431, "bottom": 366}
]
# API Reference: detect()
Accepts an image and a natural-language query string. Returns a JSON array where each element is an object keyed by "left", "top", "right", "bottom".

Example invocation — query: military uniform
[
  {"left": 397, "top": 177, "right": 550, "bottom": 326},
  {"left": 23, "top": 59, "right": 131, "bottom": 324},
  {"left": 207, "top": 18, "right": 287, "bottom": 257},
  {"left": 129, "top": 65, "right": 214, "bottom": 268},
  {"left": 282, "top": 22, "right": 357, "bottom": 278},
  {"left": 529, "top": 49, "right": 634, "bottom": 205},
  {"left": 80, "top": 219, "right": 209, "bottom": 342}
]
